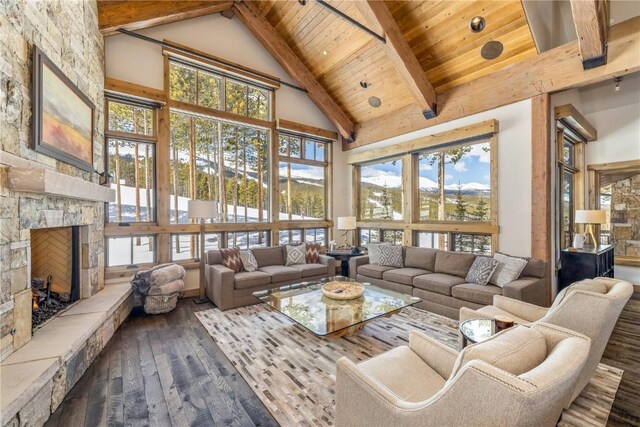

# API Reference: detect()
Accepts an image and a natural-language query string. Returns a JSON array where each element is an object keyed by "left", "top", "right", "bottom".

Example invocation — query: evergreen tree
[
  {"left": 380, "top": 184, "right": 393, "bottom": 220},
  {"left": 453, "top": 182, "right": 467, "bottom": 221}
]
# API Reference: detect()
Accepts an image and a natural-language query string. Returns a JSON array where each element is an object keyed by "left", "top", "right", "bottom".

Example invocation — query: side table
[{"left": 326, "top": 251, "right": 359, "bottom": 277}]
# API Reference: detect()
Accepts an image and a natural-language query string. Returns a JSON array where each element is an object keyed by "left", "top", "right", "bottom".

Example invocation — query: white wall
[
  {"left": 337, "top": 99, "right": 534, "bottom": 257},
  {"left": 105, "top": 14, "right": 338, "bottom": 291}
]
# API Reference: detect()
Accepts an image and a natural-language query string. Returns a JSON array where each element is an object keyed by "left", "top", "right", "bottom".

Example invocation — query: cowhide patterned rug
[{"left": 196, "top": 305, "right": 622, "bottom": 427}]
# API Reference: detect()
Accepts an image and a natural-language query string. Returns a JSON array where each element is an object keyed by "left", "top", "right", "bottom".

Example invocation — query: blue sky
[{"left": 360, "top": 142, "right": 490, "bottom": 188}]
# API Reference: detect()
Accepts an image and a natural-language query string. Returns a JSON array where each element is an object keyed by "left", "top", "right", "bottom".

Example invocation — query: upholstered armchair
[
  {"left": 336, "top": 323, "right": 590, "bottom": 427},
  {"left": 459, "top": 277, "right": 633, "bottom": 402}
]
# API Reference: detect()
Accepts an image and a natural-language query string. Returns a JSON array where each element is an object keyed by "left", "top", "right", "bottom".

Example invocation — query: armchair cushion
[
  {"left": 493, "top": 295, "right": 548, "bottom": 322},
  {"left": 258, "top": 265, "right": 301, "bottom": 282},
  {"left": 413, "top": 273, "right": 466, "bottom": 296},
  {"left": 452, "top": 283, "right": 502, "bottom": 305},
  {"left": 234, "top": 271, "right": 271, "bottom": 290},
  {"left": 358, "top": 346, "right": 446, "bottom": 403},
  {"left": 289, "top": 263, "right": 327, "bottom": 278},
  {"left": 382, "top": 268, "right": 431, "bottom": 286},
  {"left": 453, "top": 326, "right": 547, "bottom": 376},
  {"left": 474, "top": 305, "right": 530, "bottom": 325}
]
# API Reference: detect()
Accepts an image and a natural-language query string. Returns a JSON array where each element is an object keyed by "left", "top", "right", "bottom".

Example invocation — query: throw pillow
[
  {"left": 465, "top": 256, "right": 499, "bottom": 286},
  {"left": 306, "top": 242, "right": 322, "bottom": 264},
  {"left": 378, "top": 244, "right": 403, "bottom": 268},
  {"left": 286, "top": 243, "right": 307, "bottom": 266},
  {"left": 367, "top": 243, "right": 389, "bottom": 265},
  {"left": 220, "top": 247, "right": 243, "bottom": 273},
  {"left": 239, "top": 250, "right": 258, "bottom": 273},
  {"left": 490, "top": 253, "right": 528, "bottom": 287}
]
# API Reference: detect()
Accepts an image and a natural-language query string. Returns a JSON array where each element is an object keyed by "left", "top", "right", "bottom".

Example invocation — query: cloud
[
  {"left": 453, "top": 161, "right": 467, "bottom": 172},
  {"left": 419, "top": 163, "right": 433, "bottom": 172},
  {"left": 445, "top": 174, "right": 453, "bottom": 180},
  {"left": 360, "top": 168, "right": 396, "bottom": 178},
  {"left": 468, "top": 143, "right": 491, "bottom": 163}
]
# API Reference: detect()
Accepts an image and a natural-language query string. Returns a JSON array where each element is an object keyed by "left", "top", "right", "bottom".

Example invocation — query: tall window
[
  {"left": 278, "top": 134, "right": 328, "bottom": 221},
  {"left": 169, "top": 61, "right": 270, "bottom": 120},
  {"left": 418, "top": 141, "right": 491, "bottom": 222},
  {"left": 168, "top": 58, "right": 272, "bottom": 225},
  {"left": 558, "top": 134, "right": 580, "bottom": 249},
  {"left": 105, "top": 99, "right": 157, "bottom": 223},
  {"left": 359, "top": 158, "right": 403, "bottom": 221},
  {"left": 354, "top": 130, "right": 497, "bottom": 254}
]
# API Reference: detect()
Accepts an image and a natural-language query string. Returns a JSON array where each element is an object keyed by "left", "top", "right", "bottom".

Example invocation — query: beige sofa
[
  {"left": 460, "top": 277, "right": 633, "bottom": 404},
  {"left": 336, "top": 323, "right": 590, "bottom": 427},
  {"left": 349, "top": 247, "right": 546, "bottom": 319},
  {"left": 205, "top": 246, "right": 336, "bottom": 310}
]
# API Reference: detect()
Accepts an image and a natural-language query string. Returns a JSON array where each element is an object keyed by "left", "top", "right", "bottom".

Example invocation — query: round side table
[{"left": 459, "top": 318, "right": 496, "bottom": 348}]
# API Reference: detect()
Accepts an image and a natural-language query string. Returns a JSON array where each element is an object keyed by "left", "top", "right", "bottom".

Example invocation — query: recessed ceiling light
[
  {"left": 368, "top": 96, "right": 381, "bottom": 108},
  {"left": 481, "top": 41, "right": 503, "bottom": 60},
  {"left": 360, "top": 81, "right": 369, "bottom": 89},
  {"left": 469, "top": 16, "right": 486, "bottom": 33},
  {"left": 322, "top": 50, "right": 329, "bottom": 56}
]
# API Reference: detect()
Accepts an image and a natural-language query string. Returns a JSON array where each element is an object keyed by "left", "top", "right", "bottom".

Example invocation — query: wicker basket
[{"left": 144, "top": 292, "right": 180, "bottom": 315}]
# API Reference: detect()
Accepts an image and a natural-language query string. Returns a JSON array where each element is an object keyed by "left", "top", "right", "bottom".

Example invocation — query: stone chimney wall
[{"left": 0, "top": 0, "right": 105, "bottom": 361}]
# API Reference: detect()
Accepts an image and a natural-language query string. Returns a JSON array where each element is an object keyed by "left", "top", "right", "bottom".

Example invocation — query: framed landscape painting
[{"left": 32, "top": 46, "right": 94, "bottom": 172}]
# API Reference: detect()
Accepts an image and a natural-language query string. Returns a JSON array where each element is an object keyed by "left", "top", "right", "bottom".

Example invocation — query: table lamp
[
  {"left": 337, "top": 216, "right": 356, "bottom": 249},
  {"left": 188, "top": 200, "right": 218, "bottom": 304},
  {"left": 575, "top": 209, "right": 606, "bottom": 248}
]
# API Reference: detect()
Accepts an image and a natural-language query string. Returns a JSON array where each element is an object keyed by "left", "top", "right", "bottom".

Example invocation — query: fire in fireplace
[{"left": 30, "top": 226, "right": 81, "bottom": 331}]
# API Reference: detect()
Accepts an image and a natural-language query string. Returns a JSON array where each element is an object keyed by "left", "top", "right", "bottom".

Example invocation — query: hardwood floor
[
  {"left": 602, "top": 285, "right": 640, "bottom": 427},
  {"left": 45, "top": 299, "right": 277, "bottom": 427},
  {"left": 47, "top": 291, "right": 640, "bottom": 427}
]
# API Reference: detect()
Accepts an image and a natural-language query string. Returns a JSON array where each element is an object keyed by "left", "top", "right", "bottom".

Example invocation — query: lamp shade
[
  {"left": 575, "top": 209, "right": 606, "bottom": 224},
  {"left": 188, "top": 200, "right": 218, "bottom": 219},
  {"left": 337, "top": 216, "right": 357, "bottom": 230}
]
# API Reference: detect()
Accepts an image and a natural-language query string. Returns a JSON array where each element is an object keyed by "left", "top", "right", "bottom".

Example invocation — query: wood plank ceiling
[
  {"left": 98, "top": 1, "right": 538, "bottom": 135},
  {"left": 256, "top": 0, "right": 537, "bottom": 124}
]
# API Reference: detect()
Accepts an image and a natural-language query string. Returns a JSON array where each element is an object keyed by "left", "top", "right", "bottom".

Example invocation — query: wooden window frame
[
  {"left": 352, "top": 120, "right": 499, "bottom": 253},
  {"left": 277, "top": 131, "right": 330, "bottom": 223},
  {"left": 103, "top": 56, "right": 336, "bottom": 278},
  {"left": 588, "top": 160, "right": 640, "bottom": 267}
]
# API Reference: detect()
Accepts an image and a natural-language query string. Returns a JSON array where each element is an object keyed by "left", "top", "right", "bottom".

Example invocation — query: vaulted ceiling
[
  {"left": 254, "top": 0, "right": 536, "bottom": 124},
  {"left": 98, "top": 0, "right": 618, "bottom": 144}
]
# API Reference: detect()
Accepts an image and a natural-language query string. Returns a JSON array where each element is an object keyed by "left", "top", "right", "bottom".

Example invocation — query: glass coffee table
[{"left": 253, "top": 277, "right": 421, "bottom": 337}]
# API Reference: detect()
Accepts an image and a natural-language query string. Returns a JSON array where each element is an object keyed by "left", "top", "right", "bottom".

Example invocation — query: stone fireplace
[{"left": 0, "top": 162, "right": 110, "bottom": 361}]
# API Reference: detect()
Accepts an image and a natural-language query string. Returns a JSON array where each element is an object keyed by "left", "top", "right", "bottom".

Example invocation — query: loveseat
[
  {"left": 349, "top": 247, "right": 546, "bottom": 319},
  {"left": 205, "top": 246, "right": 336, "bottom": 310}
]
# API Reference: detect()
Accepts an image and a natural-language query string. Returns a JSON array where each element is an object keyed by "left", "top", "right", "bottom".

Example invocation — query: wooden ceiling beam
[
  {"left": 569, "top": 0, "right": 609, "bottom": 69},
  {"left": 345, "top": 15, "right": 639, "bottom": 150},
  {"left": 356, "top": 1, "right": 437, "bottom": 119},
  {"left": 98, "top": 1, "right": 234, "bottom": 36},
  {"left": 233, "top": 0, "right": 355, "bottom": 141}
]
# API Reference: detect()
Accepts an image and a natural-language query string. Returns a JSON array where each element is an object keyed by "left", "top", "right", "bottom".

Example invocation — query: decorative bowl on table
[{"left": 321, "top": 281, "right": 366, "bottom": 300}]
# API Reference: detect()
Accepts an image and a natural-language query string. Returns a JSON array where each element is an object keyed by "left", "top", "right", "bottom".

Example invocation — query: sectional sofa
[
  {"left": 349, "top": 247, "right": 546, "bottom": 319},
  {"left": 205, "top": 246, "right": 336, "bottom": 310}
]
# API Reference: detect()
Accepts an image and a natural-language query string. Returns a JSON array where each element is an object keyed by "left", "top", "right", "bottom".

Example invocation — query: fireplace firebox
[{"left": 30, "top": 226, "right": 81, "bottom": 330}]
